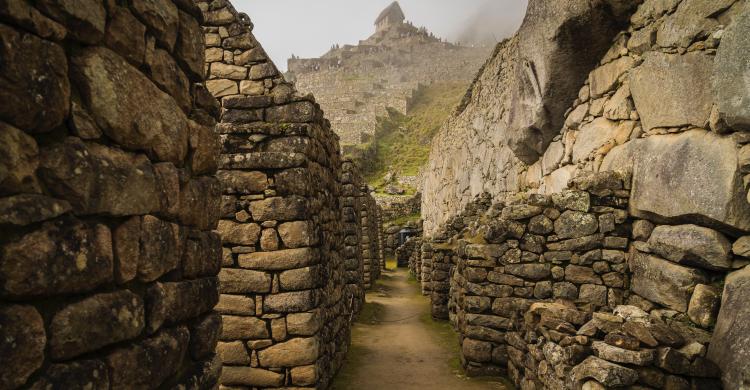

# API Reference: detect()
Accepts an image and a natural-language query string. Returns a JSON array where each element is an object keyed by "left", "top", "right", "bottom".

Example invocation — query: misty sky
[{"left": 232, "top": 0, "right": 529, "bottom": 71}]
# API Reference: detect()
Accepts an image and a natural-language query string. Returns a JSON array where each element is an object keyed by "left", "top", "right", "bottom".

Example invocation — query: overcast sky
[{"left": 232, "top": 0, "right": 529, "bottom": 70}]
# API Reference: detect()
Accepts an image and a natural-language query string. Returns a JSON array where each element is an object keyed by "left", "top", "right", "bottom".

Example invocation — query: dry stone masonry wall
[
  {"left": 420, "top": 1, "right": 750, "bottom": 387},
  {"left": 0, "top": 0, "right": 223, "bottom": 388},
  {"left": 198, "top": 1, "right": 382, "bottom": 388}
]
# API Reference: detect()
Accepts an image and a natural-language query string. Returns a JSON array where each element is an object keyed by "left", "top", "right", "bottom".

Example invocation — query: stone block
[
  {"left": 106, "top": 327, "right": 189, "bottom": 388},
  {"left": 221, "top": 315, "right": 268, "bottom": 340},
  {"left": 238, "top": 247, "right": 319, "bottom": 271},
  {"left": 554, "top": 211, "right": 599, "bottom": 239},
  {"left": 264, "top": 290, "right": 318, "bottom": 313},
  {"left": 0, "top": 22, "right": 70, "bottom": 133},
  {"left": 278, "top": 221, "right": 316, "bottom": 248},
  {"left": 39, "top": 138, "right": 161, "bottom": 216},
  {"left": 145, "top": 278, "right": 219, "bottom": 332},
  {"left": 647, "top": 224, "right": 732, "bottom": 271},
  {"left": 221, "top": 366, "right": 284, "bottom": 387},
  {"left": 217, "top": 220, "right": 260, "bottom": 246},
  {"left": 257, "top": 337, "right": 319, "bottom": 367},
  {"left": 28, "top": 359, "right": 109, "bottom": 389},
  {"left": 630, "top": 253, "right": 708, "bottom": 312},
  {"left": 71, "top": 46, "right": 189, "bottom": 164},
  {"left": 217, "top": 170, "right": 268, "bottom": 194},
  {"left": 219, "top": 268, "right": 271, "bottom": 294},
  {"left": 131, "top": 0, "right": 179, "bottom": 50},
  {"left": 708, "top": 265, "right": 750, "bottom": 389},
  {"left": 50, "top": 290, "right": 144, "bottom": 360},
  {"left": 0, "top": 194, "right": 71, "bottom": 226},
  {"left": 249, "top": 196, "right": 307, "bottom": 221},
  {"left": 629, "top": 52, "right": 713, "bottom": 130},
  {"left": 0, "top": 121, "right": 40, "bottom": 195},
  {"left": 189, "top": 312, "right": 222, "bottom": 360},
  {"left": 1, "top": 218, "right": 113, "bottom": 297},
  {"left": 0, "top": 305, "right": 45, "bottom": 389}
]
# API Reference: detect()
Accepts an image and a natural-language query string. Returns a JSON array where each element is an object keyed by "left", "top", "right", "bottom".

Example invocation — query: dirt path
[{"left": 331, "top": 267, "right": 511, "bottom": 390}]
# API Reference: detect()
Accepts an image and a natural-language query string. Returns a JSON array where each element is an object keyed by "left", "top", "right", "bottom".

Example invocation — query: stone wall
[
  {"left": 198, "top": 1, "right": 382, "bottom": 388},
  {"left": 420, "top": 170, "right": 750, "bottom": 389},
  {"left": 0, "top": 0, "right": 222, "bottom": 388},
  {"left": 359, "top": 188, "right": 383, "bottom": 289}
]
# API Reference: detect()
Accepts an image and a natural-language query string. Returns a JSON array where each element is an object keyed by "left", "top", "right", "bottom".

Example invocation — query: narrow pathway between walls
[{"left": 331, "top": 267, "right": 512, "bottom": 390}]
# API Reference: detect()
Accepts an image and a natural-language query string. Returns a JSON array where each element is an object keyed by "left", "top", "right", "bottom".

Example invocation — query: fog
[{"left": 231, "top": 0, "right": 528, "bottom": 70}]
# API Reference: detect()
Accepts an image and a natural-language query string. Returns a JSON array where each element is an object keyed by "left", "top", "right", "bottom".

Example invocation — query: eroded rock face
[
  {"left": 708, "top": 265, "right": 750, "bottom": 390},
  {"left": 713, "top": 2, "right": 750, "bottom": 131},
  {"left": 507, "top": 0, "right": 639, "bottom": 164},
  {"left": 630, "top": 253, "right": 708, "bottom": 312}
]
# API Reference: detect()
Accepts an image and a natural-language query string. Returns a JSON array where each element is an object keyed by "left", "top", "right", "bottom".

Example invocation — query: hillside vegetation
[{"left": 351, "top": 81, "right": 469, "bottom": 192}]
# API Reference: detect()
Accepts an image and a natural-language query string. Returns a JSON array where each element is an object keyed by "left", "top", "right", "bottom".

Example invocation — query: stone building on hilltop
[{"left": 287, "top": 2, "right": 490, "bottom": 147}]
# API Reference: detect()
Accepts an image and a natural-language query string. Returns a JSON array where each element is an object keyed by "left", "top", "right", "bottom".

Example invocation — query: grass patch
[
  {"left": 385, "top": 256, "right": 397, "bottom": 270},
  {"left": 353, "top": 81, "right": 469, "bottom": 190},
  {"left": 387, "top": 212, "right": 422, "bottom": 226}
]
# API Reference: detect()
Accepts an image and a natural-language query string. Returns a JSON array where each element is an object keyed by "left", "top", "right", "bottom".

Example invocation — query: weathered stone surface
[
  {"left": 50, "top": 290, "right": 144, "bottom": 360},
  {"left": 0, "top": 305, "right": 46, "bottom": 389},
  {"left": 501, "top": 204, "right": 544, "bottom": 220},
  {"left": 0, "top": 24, "right": 70, "bottom": 133},
  {"left": 238, "top": 248, "right": 319, "bottom": 271},
  {"left": 217, "top": 341, "right": 250, "bottom": 364},
  {"left": 572, "top": 118, "right": 633, "bottom": 162},
  {"left": 647, "top": 224, "right": 732, "bottom": 271},
  {"left": 506, "top": 0, "right": 637, "bottom": 163},
  {"left": 105, "top": 6, "right": 146, "bottom": 65},
  {"left": 589, "top": 56, "right": 636, "bottom": 98},
  {"left": 570, "top": 356, "right": 638, "bottom": 388},
  {"left": 131, "top": 0, "right": 179, "bottom": 50},
  {"left": 592, "top": 341, "right": 655, "bottom": 365},
  {"left": 629, "top": 52, "right": 713, "bottom": 131},
  {"left": 505, "top": 263, "right": 551, "bottom": 281},
  {"left": 552, "top": 191, "right": 590, "bottom": 212},
  {"left": 36, "top": 0, "right": 105, "bottom": 43},
  {"left": 39, "top": 138, "right": 161, "bottom": 216},
  {"left": 106, "top": 327, "right": 189, "bottom": 388},
  {"left": 463, "top": 338, "right": 493, "bottom": 362},
  {"left": 287, "top": 311, "right": 321, "bottom": 336},
  {"left": 146, "top": 278, "right": 218, "bottom": 331},
  {"left": 221, "top": 315, "right": 268, "bottom": 340},
  {"left": 566, "top": 265, "right": 603, "bottom": 285},
  {"left": 264, "top": 290, "right": 317, "bottom": 313},
  {"left": 175, "top": 10, "right": 204, "bottom": 79},
  {"left": 189, "top": 312, "right": 222, "bottom": 360},
  {"left": 0, "top": 194, "right": 71, "bottom": 226},
  {"left": 713, "top": 3, "right": 750, "bottom": 131},
  {"left": 1, "top": 218, "right": 113, "bottom": 297},
  {"left": 628, "top": 130, "right": 750, "bottom": 232},
  {"left": 630, "top": 253, "right": 708, "bottom": 312},
  {"left": 0, "top": 1, "right": 67, "bottom": 41},
  {"left": 179, "top": 176, "right": 222, "bottom": 230},
  {"left": 28, "top": 360, "right": 109, "bottom": 390},
  {"left": 72, "top": 46, "right": 189, "bottom": 164},
  {"left": 688, "top": 284, "right": 720, "bottom": 329},
  {"left": 554, "top": 211, "right": 598, "bottom": 239},
  {"left": 266, "top": 101, "right": 315, "bottom": 123},
  {"left": 280, "top": 266, "right": 320, "bottom": 291},
  {"left": 182, "top": 230, "right": 222, "bottom": 278},
  {"left": 216, "top": 294, "right": 255, "bottom": 315},
  {"left": 138, "top": 215, "right": 180, "bottom": 282},
  {"left": 219, "top": 268, "right": 271, "bottom": 293},
  {"left": 278, "top": 221, "right": 316, "bottom": 248},
  {"left": 257, "top": 337, "right": 319, "bottom": 367},
  {"left": 148, "top": 48, "right": 191, "bottom": 113},
  {"left": 217, "top": 170, "right": 268, "bottom": 194},
  {"left": 656, "top": 0, "right": 736, "bottom": 48},
  {"left": 217, "top": 220, "right": 260, "bottom": 246},
  {"left": 708, "top": 266, "right": 750, "bottom": 389},
  {"left": 250, "top": 196, "right": 307, "bottom": 221},
  {"left": 0, "top": 122, "right": 40, "bottom": 195},
  {"left": 221, "top": 367, "right": 284, "bottom": 387},
  {"left": 291, "top": 365, "right": 317, "bottom": 386}
]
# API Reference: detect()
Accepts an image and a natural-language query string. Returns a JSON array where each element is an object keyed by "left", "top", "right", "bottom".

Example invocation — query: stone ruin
[
  {"left": 0, "top": 0, "right": 383, "bottom": 389},
  {"left": 416, "top": 0, "right": 750, "bottom": 389},
  {"left": 2, "top": 0, "right": 750, "bottom": 389},
  {"left": 287, "top": 2, "right": 490, "bottom": 147}
]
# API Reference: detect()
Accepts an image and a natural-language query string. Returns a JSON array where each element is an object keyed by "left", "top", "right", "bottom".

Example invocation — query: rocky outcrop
[{"left": 0, "top": 0, "right": 222, "bottom": 388}]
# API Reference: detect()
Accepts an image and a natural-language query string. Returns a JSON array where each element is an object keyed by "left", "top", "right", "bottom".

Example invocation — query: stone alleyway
[{"left": 331, "top": 267, "right": 511, "bottom": 390}]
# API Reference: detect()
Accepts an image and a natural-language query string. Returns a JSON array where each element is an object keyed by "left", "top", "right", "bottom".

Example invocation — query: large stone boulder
[
  {"left": 630, "top": 52, "right": 714, "bottom": 131},
  {"left": 630, "top": 252, "right": 709, "bottom": 312},
  {"left": 647, "top": 224, "right": 732, "bottom": 271},
  {"left": 708, "top": 265, "right": 750, "bottom": 390},
  {"left": 713, "top": 2, "right": 750, "bottom": 131},
  {"left": 506, "top": 0, "right": 639, "bottom": 164},
  {"left": 627, "top": 130, "right": 750, "bottom": 232}
]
